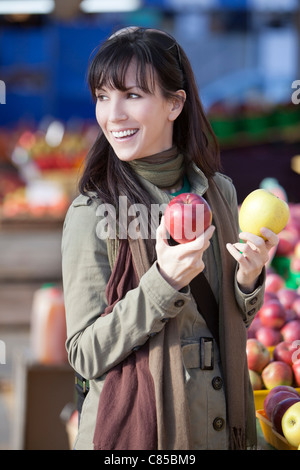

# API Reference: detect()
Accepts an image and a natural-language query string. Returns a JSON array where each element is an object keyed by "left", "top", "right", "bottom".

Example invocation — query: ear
[{"left": 168, "top": 89, "right": 186, "bottom": 121}]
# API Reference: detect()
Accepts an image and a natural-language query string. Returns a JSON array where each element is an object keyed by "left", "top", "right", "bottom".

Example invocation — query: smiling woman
[{"left": 62, "top": 27, "right": 277, "bottom": 451}]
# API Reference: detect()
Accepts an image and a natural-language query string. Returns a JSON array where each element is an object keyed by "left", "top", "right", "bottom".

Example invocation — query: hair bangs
[{"left": 88, "top": 39, "right": 156, "bottom": 99}]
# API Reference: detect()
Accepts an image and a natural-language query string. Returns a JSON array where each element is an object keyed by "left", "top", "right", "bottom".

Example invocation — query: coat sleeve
[
  {"left": 61, "top": 196, "right": 191, "bottom": 380},
  {"left": 214, "top": 173, "right": 265, "bottom": 328}
]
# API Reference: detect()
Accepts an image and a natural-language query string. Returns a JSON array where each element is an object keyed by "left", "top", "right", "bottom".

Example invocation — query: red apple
[
  {"left": 259, "top": 300, "right": 286, "bottom": 329},
  {"left": 264, "top": 291, "right": 278, "bottom": 303},
  {"left": 247, "top": 316, "right": 262, "bottom": 339},
  {"left": 265, "top": 390, "right": 300, "bottom": 421},
  {"left": 294, "top": 240, "right": 300, "bottom": 258},
  {"left": 292, "top": 297, "right": 300, "bottom": 318},
  {"left": 276, "top": 229, "right": 298, "bottom": 256},
  {"left": 290, "top": 256, "right": 300, "bottom": 273},
  {"left": 264, "top": 385, "right": 300, "bottom": 417},
  {"left": 164, "top": 193, "right": 212, "bottom": 244},
  {"left": 265, "top": 273, "right": 285, "bottom": 293},
  {"left": 285, "top": 308, "right": 298, "bottom": 322},
  {"left": 272, "top": 397, "right": 300, "bottom": 435},
  {"left": 273, "top": 341, "right": 299, "bottom": 366},
  {"left": 246, "top": 338, "right": 270, "bottom": 372},
  {"left": 282, "top": 401, "right": 300, "bottom": 447},
  {"left": 261, "top": 361, "right": 293, "bottom": 389},
  {"left": 277, "top": 288, "right": 299, "bottom": 310},
  {"left": 255, "top": 326, "right": 282, "bottom": 347},
  {"left": 292, "top": 359, "right": 300, "bottom": 387},
  {"left": 249, "top": 369, "right": 263, "bottom": 390},
  {"left": 281, "top": 320, "right": 300, "bottom": 343}
]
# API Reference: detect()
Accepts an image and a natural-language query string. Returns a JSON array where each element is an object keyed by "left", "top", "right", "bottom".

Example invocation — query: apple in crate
[
  {"left": 281, "top": 320, "right": 300, "bottom": 343},
  {"left": 164, "top": 193, "right": 212, "bottom": 244},
  {"left": 261, "top": 361, "right": 293, "bottom": 389},
  {"left": 277, "top": 288, "right": 299, "bottom": 310},
  {"left": 259, "top": 299, "right": 286, "bottom": 329},
  {"left": 276, "top": 229, "right": 298, "bottom": 256},
  {"left": 293, "top": 359, "right": 300, "bottom": 387},
  {"left": 292, "top": 297, "right": 300, "bottom": 318},
  {"left": 282, "top": 401, "right": 300, "bottom": 447},
  {"left": 239, "top": 189, "right": 290, "bottom": 238},
  {"left": 265, "top": 390, "right": 300, "bottom": 421},
  {"left": 265, "top": 273, "right": 285, "bottom": 293},
  {"left": 272, "top": 397, "right": 300, "bottom": 435},
  {"left": 255, "top": 326, "right": 282, "bottom": 347},
  {"left": 246, "top": 338, "right": 270, "bottom": 373},
  {"left": 273, "top": 341, "right": 299, "bottom": 367},
  {"left": 249, "top": 369, "right": 263, "bottom": 390},
  {"left": 264, "top": 385, "right": 300, "bottom": 418}
]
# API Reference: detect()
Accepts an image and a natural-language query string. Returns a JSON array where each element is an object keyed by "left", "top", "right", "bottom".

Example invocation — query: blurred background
[{"left": 0, "top": 0, "right": 300, "bottom": 450}]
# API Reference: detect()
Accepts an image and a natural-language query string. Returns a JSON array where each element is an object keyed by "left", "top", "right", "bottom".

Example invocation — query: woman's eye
[
  {"left": 128, "top": 93, "right": 140, "bottom": 99},
  {"left": 96, "top": 94, "right": 108, "bottom": 101}
]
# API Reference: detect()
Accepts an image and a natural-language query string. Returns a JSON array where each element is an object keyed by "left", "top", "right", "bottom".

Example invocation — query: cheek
[
  {"left": 95, "top": 105, "right": 101, "bottom": 124},
  {"left": 95, "top": 103, "right": 105, "bottom": 128}
]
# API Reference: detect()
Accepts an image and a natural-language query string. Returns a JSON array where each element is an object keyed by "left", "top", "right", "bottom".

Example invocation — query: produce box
[
  {"left": 254, "top": 388, "right": 300, "bottom": 411},
  {"left": 256, "top": 409, "right": 297, "bottom": 450}
]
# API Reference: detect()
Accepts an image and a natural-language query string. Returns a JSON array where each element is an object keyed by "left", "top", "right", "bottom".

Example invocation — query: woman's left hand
[{"left": 226, "top": 227, "right": 279, "bottom": 294}]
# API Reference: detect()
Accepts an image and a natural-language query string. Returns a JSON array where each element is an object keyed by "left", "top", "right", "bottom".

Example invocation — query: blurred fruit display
[{"left": 0, "top": 122, "right": 98, "bottom": 222}]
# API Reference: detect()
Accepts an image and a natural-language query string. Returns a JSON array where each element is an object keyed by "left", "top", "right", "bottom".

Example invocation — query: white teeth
[{"left": 112, "top": 129, "right": 137, "bottom": 138}]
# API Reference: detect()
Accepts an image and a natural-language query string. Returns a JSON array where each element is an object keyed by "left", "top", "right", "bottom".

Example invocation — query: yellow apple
[
  {"left": 282, "top": 401, "right": 300, "bottom": 448},
  {"left": 239, "top": 189, "right": 290, "bottom": 237}
]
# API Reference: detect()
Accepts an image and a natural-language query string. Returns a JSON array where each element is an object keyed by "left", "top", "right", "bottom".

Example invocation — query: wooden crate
[{"left": 12, "top": 350, "right": 75, "bottom": 450}]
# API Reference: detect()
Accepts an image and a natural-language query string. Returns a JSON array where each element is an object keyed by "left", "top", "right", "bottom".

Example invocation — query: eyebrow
[{"left": 95, "top": 85, "right": 141, "bottom": 92}]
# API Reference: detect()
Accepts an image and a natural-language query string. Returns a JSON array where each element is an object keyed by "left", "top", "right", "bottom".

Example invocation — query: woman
[{"left": 62, "top": 27, "right": 278, "bottom": 450}]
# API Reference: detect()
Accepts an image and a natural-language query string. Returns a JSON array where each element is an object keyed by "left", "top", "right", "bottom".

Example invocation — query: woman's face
[{"left": 95, "top": 60, "right": 184, "bottom": 161}]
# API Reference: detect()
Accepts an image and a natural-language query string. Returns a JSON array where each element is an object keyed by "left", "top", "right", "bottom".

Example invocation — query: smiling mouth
[{"left": 111, "top": 129, "right": 138, "bottom": 139}]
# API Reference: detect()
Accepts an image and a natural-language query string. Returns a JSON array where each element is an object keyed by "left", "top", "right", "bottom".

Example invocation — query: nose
[{"left": 108, "top": 97, "right": 128, "bottom": 123}]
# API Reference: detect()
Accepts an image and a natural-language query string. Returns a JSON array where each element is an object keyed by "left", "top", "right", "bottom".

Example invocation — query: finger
[
  {"left": 227, "top": 241, "right": 269, "bottom": 267},
  {"left": 186, "top": 224, "right": 215, "bottom": 251},
  {"left": 239, "top": 232, "right": 266, "bottom": 247},
  {"left": 231, "top": 241, "right": 262, "bottom": 256},
  {"left": 226, "top": 242, "right": 247, "bottom": 264},
  {"left": 259, "top": 227, "right": 279, "bottom": 248},
  {"left": 239, "top": 230, "right": 278, "bottom": 255},
  {"left": 156, "top": 215, "right": 169, "bottom": 241}
]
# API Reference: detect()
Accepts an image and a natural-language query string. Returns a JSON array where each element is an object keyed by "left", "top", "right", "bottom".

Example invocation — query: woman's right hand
[{"left": 155, "top": 216, "right": 215, "bottom": 291}]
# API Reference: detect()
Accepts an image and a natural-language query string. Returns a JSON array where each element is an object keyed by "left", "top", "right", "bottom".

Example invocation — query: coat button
[
  {"left": 249, "top": 297, "right": 257, "bottom": 305},
  {"left": 248, "top": 308, "right": 256, "bottom": 315},
  {"left": 174, "top": 299, "right": 184, "bottom": 308},
  {"left": 161, "top": 318, "right": 169, "bottom": 323},
  {"left": 212, "top": 376, "right": 223, "bottom": 390},
  {"left": 213, "top": 417, "right": 225, "bottom": 431}
]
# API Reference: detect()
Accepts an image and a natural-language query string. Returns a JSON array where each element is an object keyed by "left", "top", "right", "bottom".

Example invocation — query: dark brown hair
[{"left": 79, "top": 27, "right": 220, "bottom": 209}]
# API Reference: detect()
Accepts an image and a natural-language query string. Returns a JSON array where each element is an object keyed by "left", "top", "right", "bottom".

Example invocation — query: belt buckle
[{"left": 200, "top": 337, "right": 214, "bottom": 370}]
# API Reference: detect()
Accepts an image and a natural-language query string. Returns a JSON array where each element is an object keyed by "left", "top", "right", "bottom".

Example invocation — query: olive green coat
[{"left": 61, "top": 163, "right": 265, "bottom": 450}]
